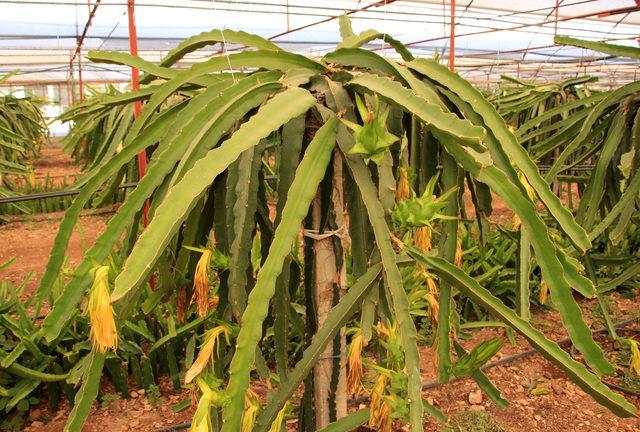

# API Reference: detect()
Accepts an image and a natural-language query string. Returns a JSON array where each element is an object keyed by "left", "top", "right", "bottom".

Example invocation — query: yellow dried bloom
[
  {"left": 184, "top": 325, "right": 231, "bottom": 384},
  {"left": 454, "top": 237, "right": 463, "bottom": 268},
  {"left": 539, "top": 279, "right": 548, "bottom": 305},
  {"left": 414, "top": 226, "right": 432, "bottom": 253},
  {"left": 369, "top": 374, "right": 391, "bottom": 432},
  {"left": 87, "top": 266, "right": 118, "bottom": 352},
  {"left": 629, "top": 339, "right": 640, "bottom": 375},
  {"left": 423, "top": 272, "right": 440, "bottom": 326},
  {"left": 268, "top": 401, "right": 289, "bottom": 432},
  {"left": 395, "top": 166, "right": 410, "bottom": 202},
  {"left": 370, "top": 374, "right": 385, "bottom": 410},
  {"left": 511, "top": 213, "right": 522, "bottom": 230},
  {"left": 519, "top": 171, "right": 536, "bottom": 201},
  {"left": 425, "top": 272, "right": 439, "bottom": 297},
  {"left": 375, "top": 321, "right": 397, "bottom": 343},
  {"left": 241, "top": 389, "right": 260, "bottom": 432},
  {"left": 190, "top": 378, "right": 222, "bottom": 432},
  {"left": 347, "top": 329, "right": 364, "bottom": 395},
  {"left": 190, "top": 406, "right": 213, "bottom": 432},
  {"left": 191, "top": 249, "right": 213, "bottom": 317}
]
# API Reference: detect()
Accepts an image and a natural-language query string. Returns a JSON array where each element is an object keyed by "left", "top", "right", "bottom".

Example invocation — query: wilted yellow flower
[
  {"left": 241, "top": 389, "right": 260, "bottom": 432},
  {"left": 425, "top": 272, "right": 439, "bottom": 297},
  {"left": 539, "top": 279, "right": 548, "bottom": 305},
  {"left": 519, "top": 171, "right": 536, "bottom": 201},
  {"left": 191, "top": 248, "right": 213, "bottom": 317},
  {"left": 511, "top": 213, "right": 522, "bottom": 230},
  {"left": 347, "top": 329, "right": 364, "bottom": 395},
  {"left": 414, "top": 226, "right": 432, "bottom": 253},
  {"left": 369, "top": 374, "right": 391, "bottom": 432},
  {"left": 454, "top": 237, "right": 463, "bottom": 268},
  {"left": 268, "top": 401, "right": 289, "bottom": 432},
  {"left": 184, "top": 325, "right": 231, "bottom": 384},
  {"left": 190, "top": 378, "right": 222, "bottom": 432},
  {"left": 629, "top": 339, "right": 640, "bottom": 375},
  {"left": 395, "top": 166, "right": 410, "bottom": 203},
  {"left": 190, "top": 405, "right": 213, "bottom": 432},
  {"left": 87, "top": 266, "right": 118, "bottom": 352},
  {"left": 375, "top": 321, "right": 397, "bottom": 343},
  {"left": 423, "top": 272, "right": 439, "bottom": 326},
  {"left": 370, "top": 374, "right": 386, "bottom": 411}
]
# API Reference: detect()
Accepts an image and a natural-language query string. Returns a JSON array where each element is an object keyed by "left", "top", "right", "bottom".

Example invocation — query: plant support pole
[
  {"left": 127, "top": 0, "right": 149, "bottom": 226},
  {"left": 77, "top": 47, "right": 84, "bottom": 103},
  {"left": 449, "top": 0, "right": 455, "bottom": 72}
]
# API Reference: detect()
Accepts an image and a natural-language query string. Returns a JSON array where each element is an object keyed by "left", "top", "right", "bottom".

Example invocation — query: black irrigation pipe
[
  {"left": 0, "top": 177, "right": 281, "bottom": 206},
  {"left": 2, "top": 164, "right": 590, "bottom": 207},
  {"left": 157, "top": 423, "right": 191, "bottom": 432},
  {"left": 156, "top": 318, "right": 638, "bottom": 432},
  {"left": 537, "top": 164, "right": 595, "bottom": 172},
  {"left": 602, "top": 379, "right": 640, "bottom": 397},
  {"left": 420, "top": 317, "right": 637, "bottom": 391},
  {"left": 0, "top": 182, "right": 138, "bottom": 204},
  {"left": 1, "top": 163, "right": 592, "bottom": 207},
  {"left": 2, "top": 207, "right": 118, "bottom": 224}
]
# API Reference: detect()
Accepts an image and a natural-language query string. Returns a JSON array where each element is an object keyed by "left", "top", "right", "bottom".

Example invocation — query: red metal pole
[
  {"left": 69, "top": 51, "right": 75, "bottom": 104},
  {"left": 81, "top": 0, "right": 90, "bottom": 105},
  {"left": 554, "top": 0, "right": 559, "bottom": 35},
  {"left": 127, "top": 0, "right": 149, "bottom": 226},
  {"left": 449, "top": 0, "right": 455, "bottom": 72},
  {"left": 77, "top": 47, "right": 84, "bottom": 103},
  {"left": 77, "top": 47, "right": 87, "bottom": 153}
]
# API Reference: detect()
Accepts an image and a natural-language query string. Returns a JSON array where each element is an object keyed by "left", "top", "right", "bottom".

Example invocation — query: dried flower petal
[
  {"left": 347, "top": 329, "right": 364, "bottom": 395},
  {"left": 191, "top": 249, "right": 213, "bottom": 317},
  {"left": 185, "top": 325, "right": 231, "bottom": 384},
  {"left": 539, "top": 279, "right": 548, "bottom": 305},
  {"left": 268, "top": 401, "right": 289, "bottom": 432},
  {"left": 630, "top": 340, "right": 640, "bottom": 375},
  {"left": 414, "top": 226, "right": 432, "bottom": 253},
  {"left": 395, "top": 166, "right": 410, "bottom": 203},
  {"left": 242, "top": 389, "right": 260, "bottom": 432}
]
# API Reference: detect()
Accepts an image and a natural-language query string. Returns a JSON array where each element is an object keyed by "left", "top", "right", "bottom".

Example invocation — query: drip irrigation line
[
  {"left": 30, "top": 173, "right": 78, "bottom": 179},
  {"left": 537, "top": 164, "right": 594, "bottom": 172},
  {"left": 379, "top": 317, "right": 636, "bottom": 396},
  {"left": 157, "top": 423, "right": 190, "bottom": 432},
  {"left": 602, "top": 379, "right": 640, "bottom": 397},
  {"left": 0, "top": 177, "right": 279, "bottom": 206},
  {"left": 155, "top": 318, "right": 637, "bottom": 432},
  {"left": 2, "top": 206, "right": 117, "bottom": 223},
  {"left": 0, "top": 181, "right": 137, "bottom": 204},
  {"left": 0, "top": 164, "right": 587, "bottom": 207}
]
